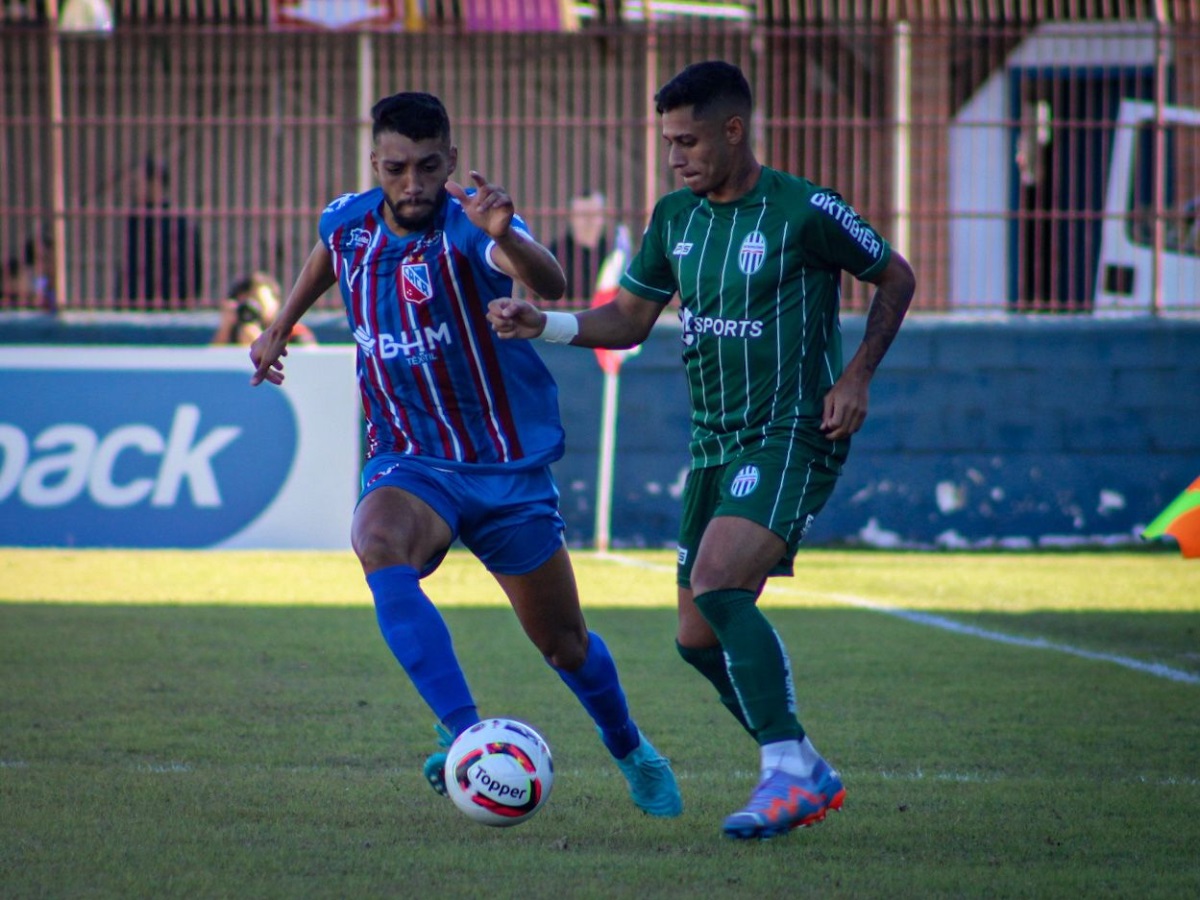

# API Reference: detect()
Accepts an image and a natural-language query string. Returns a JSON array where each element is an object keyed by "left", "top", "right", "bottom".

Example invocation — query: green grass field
[{"left": 2, "top": 549, "right": 1198, "bottom": 899}]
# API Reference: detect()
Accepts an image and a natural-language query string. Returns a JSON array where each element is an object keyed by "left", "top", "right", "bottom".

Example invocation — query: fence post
[
  {"left": 44, "top": 0, "right": 70, "bottom": 308},
  {"left": 892, "top": 19, "right": 911, "bottom": 255}
]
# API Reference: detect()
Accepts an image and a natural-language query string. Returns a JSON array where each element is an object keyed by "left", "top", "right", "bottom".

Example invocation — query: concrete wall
[
  {"left": 546, "top": 316, "right": 1200, "bottom": 549},
  {"left": 3, "top": 313, "right": 1197, "bottom": 549}
]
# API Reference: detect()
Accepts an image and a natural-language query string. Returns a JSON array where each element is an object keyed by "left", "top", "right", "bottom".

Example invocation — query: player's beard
[{"left": 385, "top": 188, "right": 445, "bottom": 233}]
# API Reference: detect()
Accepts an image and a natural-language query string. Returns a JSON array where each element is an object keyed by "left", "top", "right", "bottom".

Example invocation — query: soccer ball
[{"left": 444, "top": 718, "right": 554, "bottom": 827}]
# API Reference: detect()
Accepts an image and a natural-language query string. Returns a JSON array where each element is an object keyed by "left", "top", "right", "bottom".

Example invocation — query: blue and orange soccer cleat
[
  {"left": 422, "top": 723, "right": 455, "bottom": 797},
  {"left": 721, "top": 758, "right": 845, "bottom": 840}
]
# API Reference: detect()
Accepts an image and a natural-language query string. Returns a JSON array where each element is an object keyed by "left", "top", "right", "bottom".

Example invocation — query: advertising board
[{"left": 0, "top": 346, "right": 359, "bottom": 549}]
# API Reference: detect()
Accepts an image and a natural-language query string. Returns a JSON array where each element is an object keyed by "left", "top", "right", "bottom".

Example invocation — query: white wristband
[{"left": 538, "top": 311, "right": 579, "bottom": 344}]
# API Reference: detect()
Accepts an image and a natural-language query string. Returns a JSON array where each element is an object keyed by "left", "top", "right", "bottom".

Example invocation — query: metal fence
[{"left": 2, "top": 1, "right": 1198, "bottom": 315}]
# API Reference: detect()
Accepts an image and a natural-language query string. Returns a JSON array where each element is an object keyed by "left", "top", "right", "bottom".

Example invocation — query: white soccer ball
[{"left": 444, "top": 718, "right": 554, "bottom": 827}]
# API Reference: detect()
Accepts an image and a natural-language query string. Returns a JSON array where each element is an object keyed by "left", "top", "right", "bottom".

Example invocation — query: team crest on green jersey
[
  {"left": 738, "top": 231, "right": 767, "bottom": 275},
  {"left": 730, "top": 464, "right": 761, "bottom": 497}
]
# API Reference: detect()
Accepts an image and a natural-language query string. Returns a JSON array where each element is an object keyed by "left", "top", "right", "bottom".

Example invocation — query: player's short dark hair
[
  {"left": 371, "top": 92, "right": 452, "bottom": 143},
  {"left": 654, "top": 60, "right": 752, "bottom": 121}
]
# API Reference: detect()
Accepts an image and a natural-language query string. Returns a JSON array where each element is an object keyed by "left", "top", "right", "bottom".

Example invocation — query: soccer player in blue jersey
[
  {"left": 248, "top": 91, "right": 680, "bottom": 818},
  {"left": 491, "top": 61, "right": 916, "bottom": 839}
]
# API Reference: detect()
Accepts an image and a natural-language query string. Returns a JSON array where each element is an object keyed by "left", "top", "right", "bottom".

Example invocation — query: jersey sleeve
[
  {"left": 803, "top": 189, "right": 892, "bottom": 282},
  {"left": 620, "top": 203, "right": 677, "bottom": 304},
  {"left": 318, "top": 193, "right": 357, "bottom": 245},
  {"left": 483, "top": 211, "right": 534, "bottom": 274}
]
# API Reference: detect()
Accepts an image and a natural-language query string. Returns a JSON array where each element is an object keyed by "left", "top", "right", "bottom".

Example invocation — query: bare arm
[
  {"left": 249, "top": 240, "right": 336, "bottom": 386},
  {"left": 821, "top": 250, "right": 916, "bottom": 440},
  {"left": 488, "top": 286, "right": 664, "bottom": 349},
  {"left": 446, "top": 170, "right": 566, "bottom": 300},
  {"left": 489, "top": 229, "right": 567, "bottom": 301}
]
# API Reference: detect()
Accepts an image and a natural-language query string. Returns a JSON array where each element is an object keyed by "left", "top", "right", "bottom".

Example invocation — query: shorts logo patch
[
  {"left": 797, "top": 513, "right": 815, "bottom": 542},
  {"left": 677, "top": 546, "right": 688, "bottom": 566},
  {"left": 402, "top": 263, "right": 433, "bottom": 303},
  {"left": 730, "top": 464, "right": 760, "bottom": 498},
  {"left": 738, "top": 231, "right": 767, "bottom": 275}
]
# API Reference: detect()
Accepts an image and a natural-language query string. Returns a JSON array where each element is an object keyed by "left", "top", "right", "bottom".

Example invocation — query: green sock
[
  {"left": 676, "top": 640, "right": 755, "bottom": 737},
  {"left": 693, "top": 588, "right": 803, "bottom": 745}
]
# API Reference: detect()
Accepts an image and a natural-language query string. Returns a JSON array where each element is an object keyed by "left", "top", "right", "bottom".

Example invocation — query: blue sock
[
  {"left": 551, "top": 631, "right": 640, "bottom": 759},
  {"left": 368, "top": 564, "right": 478, "bottom": 736}
]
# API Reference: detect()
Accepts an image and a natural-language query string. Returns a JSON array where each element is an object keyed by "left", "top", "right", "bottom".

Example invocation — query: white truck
[{"left": 1094, "top": 98, "right": 1200, "bottom": 312}]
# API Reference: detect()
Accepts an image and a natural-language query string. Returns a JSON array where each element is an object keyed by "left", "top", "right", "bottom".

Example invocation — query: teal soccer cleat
[
  {"left": 422, "top": 723, "right": 455, "bottom": 797},
  {"left": 721, "top": 758, "right": 845, "bottom": 840},
  {"left": 612, "top": 730, "right": 683, "bottom": 817}
]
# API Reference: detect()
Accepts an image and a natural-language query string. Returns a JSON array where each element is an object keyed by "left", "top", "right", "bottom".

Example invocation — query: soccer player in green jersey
[{"left": 489, "top": 60, "right": 916, "bottom": 840}]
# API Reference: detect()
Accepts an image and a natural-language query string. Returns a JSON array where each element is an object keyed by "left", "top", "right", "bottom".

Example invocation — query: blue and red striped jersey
[{"left": 319, "top": 188, "right": 564, "bottom": 471}]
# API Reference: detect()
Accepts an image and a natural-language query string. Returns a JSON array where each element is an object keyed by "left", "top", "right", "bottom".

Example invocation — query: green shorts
[{"left": 676, "top": 427, "right": 849, "bottom": 588}]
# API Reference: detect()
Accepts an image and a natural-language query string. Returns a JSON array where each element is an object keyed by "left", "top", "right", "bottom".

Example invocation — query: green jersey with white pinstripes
[{"left": 621, "top": 167, "right": 891, "bottom": 468}]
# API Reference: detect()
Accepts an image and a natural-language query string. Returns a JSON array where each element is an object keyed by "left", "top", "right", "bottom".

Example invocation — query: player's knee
[
  {"left": 540, "top": 628, "right": 589, "bottom": 671},
  {"left": 689, "top": 559, "right": 727, "bottom": 597},
  {"left": 352, "top": 525, "right": 407, "bottom": 572},
  {"left": 689, "top": 558, "right": 762, "bottom": 597},
  {"left": 676, "top": 606, "right": 716, "bottom": 648}
]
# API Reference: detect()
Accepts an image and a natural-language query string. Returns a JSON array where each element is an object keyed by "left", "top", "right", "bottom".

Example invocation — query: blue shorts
[{"left": 359, "top": 454, "right": 565, "bottom": 577}]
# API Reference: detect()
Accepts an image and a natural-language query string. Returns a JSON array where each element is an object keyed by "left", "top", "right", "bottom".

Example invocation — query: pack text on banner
[{"left": 0, "top": 346, "right": 359, "bottom": 549}]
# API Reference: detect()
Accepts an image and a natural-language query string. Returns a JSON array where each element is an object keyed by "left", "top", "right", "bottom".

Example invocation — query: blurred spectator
[
  {"left": 549, "top": 189, "right": 610, "bottom": 302},
  {"left": 0, "top": 230, "right": 57, "bottom": 314},
  {"left": 119, "top": 156, "right": 202, "bottom": 309},
  {"left": 210, "top": 271, "right": 317, "bottom": 347}
]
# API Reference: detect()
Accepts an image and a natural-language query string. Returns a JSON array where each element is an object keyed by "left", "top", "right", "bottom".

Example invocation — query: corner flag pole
[
  {"left": 594, "top": 365, "right": 620, "bottom": 553},
  {"left": 590, "top": 225, "right": 637, "bottom": 554}
]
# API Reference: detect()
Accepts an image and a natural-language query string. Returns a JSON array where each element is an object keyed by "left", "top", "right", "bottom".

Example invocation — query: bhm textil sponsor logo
[
  {"left": 730, "top": 465, "right": 760, "bottom": 498},
  {"left": 353, "top": 322, "right": 453, "bottom": 365}
]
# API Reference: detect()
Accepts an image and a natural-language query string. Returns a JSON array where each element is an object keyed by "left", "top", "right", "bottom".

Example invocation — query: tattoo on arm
[{"left": 859, "top": 276, "right": 915, "bottom": 375}]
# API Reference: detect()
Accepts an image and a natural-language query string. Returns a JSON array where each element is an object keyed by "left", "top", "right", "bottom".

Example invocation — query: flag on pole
[
  {"left": 591, "top": 224, "right": 640, "bottom": 376},
  {"left": 1142, "top": 476, "right": 1200, "bottom": 558}
]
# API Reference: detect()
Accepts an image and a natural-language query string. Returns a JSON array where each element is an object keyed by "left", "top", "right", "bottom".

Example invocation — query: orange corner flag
[{"left": 1142, "top": 476, "right": 1200, "bottom": 558}]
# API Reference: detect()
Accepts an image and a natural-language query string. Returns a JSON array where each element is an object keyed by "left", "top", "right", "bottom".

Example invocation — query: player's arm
[
  {"left": 489, "top": 229, "right": 567, "bottom": 301},
  {"left": 488, "top": 286, "right": 663, "bottom": 349},
  {"left": 249, "top": 240, "right": 336, "bottom": 386},
  {"left": 447, "top": 170, "right": 566, "bottom": 300},
  {"left": 821, "top": 250, "right": 916, "bottom": 440}
]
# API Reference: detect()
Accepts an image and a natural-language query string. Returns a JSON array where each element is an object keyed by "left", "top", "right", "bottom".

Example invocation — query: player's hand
[
  {"left": 487, "top": 298, "right": 547, "bottom": 340},
  {"left": 446, "top": 171, "right": 514, "bottom": 240},
  {"left": 820, "top": 371, "right": 869, "bottom": 441},
  {"left": 249, "top": 325, "right": 289, "bottom": 386}
]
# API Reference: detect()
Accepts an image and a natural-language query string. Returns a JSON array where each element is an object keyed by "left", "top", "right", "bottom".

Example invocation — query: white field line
[{"left": 597, "top": 552, "right": 1200, "bottom": 686}]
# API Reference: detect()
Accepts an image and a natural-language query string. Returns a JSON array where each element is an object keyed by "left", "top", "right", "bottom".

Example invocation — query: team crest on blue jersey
[
  {"left": 738, "top": 231, "right": 767, "bottom": 275},
  {"left": 402, "top": 263, "right": 433, "bottom": 303},
  {"left": 730, "top": 464, "right": 760, "bottom": 498}
]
